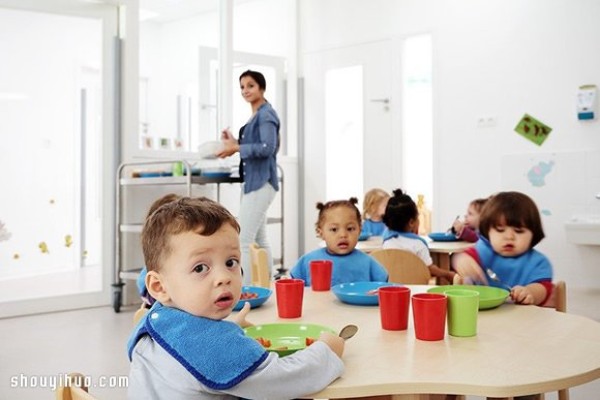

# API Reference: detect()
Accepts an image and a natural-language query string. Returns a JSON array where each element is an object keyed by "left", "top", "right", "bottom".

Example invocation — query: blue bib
[
  {"left": 383, "top": 229, "right": 429, "bottom": 247},
  {"left": 127, "top": 303, "right": 268, "bottom": 390}
]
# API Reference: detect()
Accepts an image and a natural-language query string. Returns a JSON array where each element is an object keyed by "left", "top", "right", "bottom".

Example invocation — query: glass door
[{"left": 0, "top": 0, "right": 118, "bottom": 317}]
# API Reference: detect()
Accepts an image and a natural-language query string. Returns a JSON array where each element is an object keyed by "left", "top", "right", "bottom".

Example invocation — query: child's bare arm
[
  {"left": 452, "top": 253, "right": 487, "bottom": 284},
  {"left": 427, "top": 263, "right": 456, "bottom": 282},
  {"left": 511, "top": 283, "right": 547, "bottom": 305},
  {"left": 318, "top": 331, "right": 345, "bottom": 358}
]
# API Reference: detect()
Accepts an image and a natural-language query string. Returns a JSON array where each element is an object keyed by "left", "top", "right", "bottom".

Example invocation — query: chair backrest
[
  {"left": 249, "top": 243, "right": 271, "bottom": 288},
  {"left": 541, "top": 280, "right": 569, "bottom": 400},
  {"left": 554, "top": 280, "right": 567, "bottom": 313},
  {"left": 55, "top": 373, "right": 98, "bottom": 400},
  {"left": 133, "top": 303, "right": 149, "bottom": 326},
  {"left": 370, "top": 248, "right": 433, "bottom": 284},
  {"left": 542, "top": 280, "right": 567, "bottom": 313}
]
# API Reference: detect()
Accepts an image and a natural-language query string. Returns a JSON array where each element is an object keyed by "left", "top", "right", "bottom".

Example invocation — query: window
[{"left": 402, "top": 34, "right": 433, "bottom": 204}]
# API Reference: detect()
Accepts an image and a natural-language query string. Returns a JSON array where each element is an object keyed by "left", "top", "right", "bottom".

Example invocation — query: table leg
[{"left": 431, "top": 253, "right": 451, "bottom": 285}]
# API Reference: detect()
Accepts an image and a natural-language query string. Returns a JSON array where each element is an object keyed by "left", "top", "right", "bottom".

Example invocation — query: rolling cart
[{"left": 112, "top": 160, "right": 285, "bottom": 312}]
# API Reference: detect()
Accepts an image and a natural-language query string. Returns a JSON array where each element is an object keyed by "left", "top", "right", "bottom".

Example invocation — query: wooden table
[
  {"left": 245, "top": 285, "right": 600, "bottom": 399},
  {"left": 427, "top": 240, "right": 474, "bottom": 283}
]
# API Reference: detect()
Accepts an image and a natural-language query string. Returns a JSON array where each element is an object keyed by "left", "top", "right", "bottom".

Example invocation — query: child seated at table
[
  {"left": 127, "top": 196, "right": 345, "bottom": 399},
  {"left": 290, "top": 197, "right": 389, "bottom": 286},
  {"left": 382, "top": 188, "right": 460, "bottom": 284},
  {"left": 451, "top": 197, "right": 488, "bottom": 242},
  {"left": 360, "top": 188, "right": 390, "bottom": 238},
  {"left": 452, "top": 191, "right": 553, "bottom": 305},
  {"left": 136, "top": 193, "right": 182, "bottom": 308}
]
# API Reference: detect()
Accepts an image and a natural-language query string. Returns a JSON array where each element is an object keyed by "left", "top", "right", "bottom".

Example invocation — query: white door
[
  {"left": 303, "top": 40, "right": 400, "bottom": 251},
  {"left": 0, "top": 0, "right": 118, "bottom": 317}
]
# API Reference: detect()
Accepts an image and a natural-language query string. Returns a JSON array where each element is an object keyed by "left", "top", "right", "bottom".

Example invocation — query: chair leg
[{"left": 558, "top": 389, "right": 569, "bottom": 400}]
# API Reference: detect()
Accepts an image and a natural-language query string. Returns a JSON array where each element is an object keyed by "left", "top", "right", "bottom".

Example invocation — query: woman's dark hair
[
  {"left": 478, "top": 191, "right": 545, "bottom": 248},
  {"left": 239, "top": 70, "right": 266, "bottom": 91},
  {"left": 382, "top": 188, "right": 418, "bottom": 232},
  {"left": 315, "top": 198, "right": 362, "bottom": 231}
]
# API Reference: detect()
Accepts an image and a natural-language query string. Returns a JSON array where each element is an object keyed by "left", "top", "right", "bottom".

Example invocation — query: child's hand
[
  {"left": 452, "top": 220, "right": 464, "bottom": 235},
  {"left": 318, "top": 331, "right": 345, "bottom": 358},
  {"left": 232, "top": 301, "right": 254, "bottom": 328},
  {"left": 510, "top": 286, "right": 535, "bottom": 305},
  {"left": 511, "top": 283, "right": 547, "bottom": 305},
  {"left": 220, "top": 127, "right": 234, "bottom": 140},
  {"left": 451, "top": 253, "right": 488, "bottom": 285}
]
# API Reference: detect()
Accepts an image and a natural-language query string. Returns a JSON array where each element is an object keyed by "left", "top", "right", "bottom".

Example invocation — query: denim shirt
[{"left": 239, "top": 102, "right": 280, "bottom": 194}]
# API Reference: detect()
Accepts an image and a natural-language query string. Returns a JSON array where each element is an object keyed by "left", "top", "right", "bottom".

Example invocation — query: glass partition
[{"left": 138, "top": 0, "right": 289, "bottom": 156}]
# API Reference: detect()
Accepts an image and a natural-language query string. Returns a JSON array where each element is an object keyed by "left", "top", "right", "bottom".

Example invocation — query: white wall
[{"left": 299, "top": 0, "right": 600, "bottom": 288}]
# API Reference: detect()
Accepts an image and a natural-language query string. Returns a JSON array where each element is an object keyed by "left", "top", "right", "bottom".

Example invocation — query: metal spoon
[
  {"left": 339, "top": 324, "right": 359, "bottom": 341},
  {"left": 486, "top": 268, "right": 513, "bottom": 291}
]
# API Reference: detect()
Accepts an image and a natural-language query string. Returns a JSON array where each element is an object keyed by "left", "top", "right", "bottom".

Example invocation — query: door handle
[{"left": 370, "top": 98, "right": 390, "bottom": 104}]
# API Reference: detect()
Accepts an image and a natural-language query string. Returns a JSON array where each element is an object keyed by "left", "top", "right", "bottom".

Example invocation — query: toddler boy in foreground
[{"left": 127, "top": 196, "right": 344, "bottom": 399}]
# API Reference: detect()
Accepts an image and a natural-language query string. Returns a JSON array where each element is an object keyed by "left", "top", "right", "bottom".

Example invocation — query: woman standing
[{"left": 217, "top": 70, "right": 280, "bottom": 284}]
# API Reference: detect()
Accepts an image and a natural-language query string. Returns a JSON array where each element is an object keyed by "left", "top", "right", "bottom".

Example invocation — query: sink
[{"left": 565, "top": 215, "right": 600, "bottom": 245}]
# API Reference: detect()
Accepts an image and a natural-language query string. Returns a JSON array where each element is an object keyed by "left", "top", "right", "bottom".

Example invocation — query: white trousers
[{"left": 239, "top": 183, "right": 277, "bottom": 285}]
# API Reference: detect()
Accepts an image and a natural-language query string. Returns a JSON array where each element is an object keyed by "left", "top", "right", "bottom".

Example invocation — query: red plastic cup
[
  {"left": 309, "top": 260, "right": 333, "bottom": 291},
  {"left": 275, "top": 279, "right": 305, "bottom": 318},
  {"left": 411, "top": 293, "right": 447, "bottom": 341},
  {"left": 378, "top": 286, "right": 411, "bottom": 331}
]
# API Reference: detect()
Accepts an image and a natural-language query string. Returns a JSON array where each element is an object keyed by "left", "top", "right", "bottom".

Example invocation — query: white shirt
[{"left": 382, "top": 235, "right": 433, "bottom": 266}]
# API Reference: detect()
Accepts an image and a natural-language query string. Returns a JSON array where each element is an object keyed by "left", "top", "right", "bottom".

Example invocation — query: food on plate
[
  {"left": 255, "top": 337, "right": 271, "bottom": 348},
  {"left": 240, "top": 291, "right": 259, "bottom": 300}
]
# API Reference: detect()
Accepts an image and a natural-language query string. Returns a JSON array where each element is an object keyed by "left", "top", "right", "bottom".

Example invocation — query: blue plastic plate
[
  {"left": 428, "top": 232, "right": 459, "bottom": 242},
  {"left": 332, "top": 281, "right": 402, "bottom": 306},
  {"left": 233, "top": 286, "right": 272, "bottom": 311},
  {"left": 201, "top": 171, "right": 232, "bottom": 179},
  {"left": 138, "top": 171, "right": 173, "bottom": 178},
  {"left": 358, "top": 232, "right": 371, "bottom": 241}
]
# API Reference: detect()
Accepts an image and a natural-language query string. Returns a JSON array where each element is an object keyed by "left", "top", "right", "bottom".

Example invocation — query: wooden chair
[
  {"left": 55, "top": 373, "right": 98, "bottom": 400},
  {"left": 249, "top": 243, "right": 271, "bottom": 288},
  {"left": 133, "top": 302, "right": 149, "bottom": 326},
  {"left": 370, "top": 248, "right": 437, "bottom": 285}
]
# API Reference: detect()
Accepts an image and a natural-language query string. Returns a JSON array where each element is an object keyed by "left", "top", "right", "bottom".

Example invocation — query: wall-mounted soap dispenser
[{"left": 577, "top": 84, "right": 597, "bottom": 121}]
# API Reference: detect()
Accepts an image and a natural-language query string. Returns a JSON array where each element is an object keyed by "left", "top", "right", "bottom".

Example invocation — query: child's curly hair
[
  {"left": 382, "top": 188, "right": 418, "bottom": 232},
  {"left": 315, "top": 197, "right": 362, "bottom": 232}
]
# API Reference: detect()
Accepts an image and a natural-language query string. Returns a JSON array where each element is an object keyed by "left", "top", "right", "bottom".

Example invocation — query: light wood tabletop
[{"left": 244, "top": 285, "right": 600, "bottom": 399}]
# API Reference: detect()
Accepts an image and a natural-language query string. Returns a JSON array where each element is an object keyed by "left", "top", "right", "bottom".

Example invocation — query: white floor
[{"left": 0, "top": 287, "right": 599, "bottom": 400}]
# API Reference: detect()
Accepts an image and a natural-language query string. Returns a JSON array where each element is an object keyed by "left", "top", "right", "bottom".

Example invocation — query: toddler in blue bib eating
[{"left": 127, "top": 195, "right": 345, "bottom": 399}]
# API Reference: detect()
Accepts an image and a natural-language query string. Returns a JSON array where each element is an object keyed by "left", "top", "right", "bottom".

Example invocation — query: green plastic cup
[
  {"left": 445, "top": 289, "right": 479, "bottom": 337},
  {"left": 172, "top": 161, "right": 184, "bottom": 177}
]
